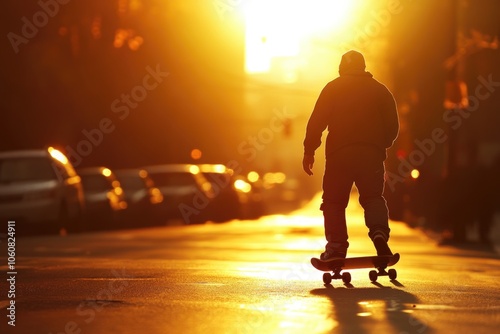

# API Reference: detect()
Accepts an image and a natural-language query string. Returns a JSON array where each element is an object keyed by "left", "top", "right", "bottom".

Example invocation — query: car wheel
[
  {"left": 57, "top": 204, "right": 70, "bottom": 234},
  {"left": 67, "top": 206, "right": 85, "bottom": 234}
]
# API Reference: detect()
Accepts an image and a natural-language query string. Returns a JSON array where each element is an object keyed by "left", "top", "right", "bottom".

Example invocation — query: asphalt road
[{"left": 1, "top": 193, "right": 499, "bottom": 334}]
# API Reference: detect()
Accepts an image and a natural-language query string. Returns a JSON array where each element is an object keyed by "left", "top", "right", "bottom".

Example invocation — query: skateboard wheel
[
  {"left": 369, "top": 270, "right": 378, "bottom": 282},
  {"left": 323, "top": 273, "right": 332, "bottom": 284},
  {"left": 388, "top": 269, "right": 397, "bottom": 280},
  {"left": 342, "top": 272, "right": 351, "bottom": 284}
]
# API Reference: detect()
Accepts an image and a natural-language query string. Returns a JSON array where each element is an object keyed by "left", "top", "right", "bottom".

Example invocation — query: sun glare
[{"left": 244, "top": 0, "right": 358, "bottom": 73}]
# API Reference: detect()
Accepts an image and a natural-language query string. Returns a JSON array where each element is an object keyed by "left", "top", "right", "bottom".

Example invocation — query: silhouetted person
[{"left": 303, "top": 50, "right": 399, "bottom": 260}]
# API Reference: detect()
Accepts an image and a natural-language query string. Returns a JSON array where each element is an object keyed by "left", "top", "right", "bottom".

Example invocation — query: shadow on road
[{"left": 311, "top": 285, "right": 433, "bottom": 334}]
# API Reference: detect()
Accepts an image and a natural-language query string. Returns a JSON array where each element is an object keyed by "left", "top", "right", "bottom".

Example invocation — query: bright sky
[{"left": 243, "top": 0, "right": 361, "bottom": 74}]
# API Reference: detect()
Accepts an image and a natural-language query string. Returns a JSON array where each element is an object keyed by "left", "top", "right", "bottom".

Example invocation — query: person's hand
[{"left": 302, "top": 154, "right": 314, "bottom": 176}]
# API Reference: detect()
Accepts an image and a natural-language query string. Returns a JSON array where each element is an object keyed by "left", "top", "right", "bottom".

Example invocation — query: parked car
[
  {"left": 143, "top": 164, "right": 215, "bottom": 224},
  {"left": 197, "top": 164, "right": 243, "bottom": 221},
  {"left": 114, "top": 169, "right": 164, "bottom": 226},
  {"left": 260, "top": 171, "right": 302, "bottom": 214},
  {"left": 232, "top": 172, "right": 266, "bottom": 219},
  {"left": 0, "top": 147, "right": 85, "bottom": 234},
  {"left": 78, "top": 167, "right": 128, "bottom": 229}
]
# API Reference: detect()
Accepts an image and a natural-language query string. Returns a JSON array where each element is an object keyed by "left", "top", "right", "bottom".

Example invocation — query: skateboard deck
[{"left": 311, "top": 253, "right": 400, "bottom": 284}]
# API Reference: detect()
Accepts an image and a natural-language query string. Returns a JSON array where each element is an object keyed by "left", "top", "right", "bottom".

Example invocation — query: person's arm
[
  {"left": 303, "top": 84, "right": 332, "bottom": 155},
  {"left": 303, "top": 84, "right": 332, "bottom": 175},
  {"left": 302, "top": 154, "right": 315, "bottom": 176}
]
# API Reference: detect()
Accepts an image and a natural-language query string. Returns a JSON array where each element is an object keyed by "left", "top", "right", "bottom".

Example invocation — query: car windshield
[
  {"left": 80, "top": 174, "right": 112, "bottom": 191},
  {"left": 118, "top": 175, "right": 145, "bottom": 191},
  {"left": 0, "top": 157, "right": 56, "bottom": 183},
  {"left": 204, "top": 172, "right": 231, "bottom": 185},
  {"left": 148, "top": 172, "right": 195, "bottom": 187}
]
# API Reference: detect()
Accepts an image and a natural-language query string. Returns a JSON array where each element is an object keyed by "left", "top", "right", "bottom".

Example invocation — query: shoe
[
  {"left": 320, "top": 249, "right": 346, "bottom": 261},
  {"left": 373, "top": 234, "right": 393, "bottom": 256}
]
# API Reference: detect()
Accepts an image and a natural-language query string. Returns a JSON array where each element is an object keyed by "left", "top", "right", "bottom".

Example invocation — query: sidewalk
[
  {"left": 293, "top": 190, "right": 500, "bottom": 258},
  {"left": 419, "top": 217, "right": 500, "bottom": 256}
]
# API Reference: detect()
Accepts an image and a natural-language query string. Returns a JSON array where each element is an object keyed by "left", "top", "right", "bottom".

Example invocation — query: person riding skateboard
[{"left": 302, "top": 50, "right": 399, "bottom": 261}]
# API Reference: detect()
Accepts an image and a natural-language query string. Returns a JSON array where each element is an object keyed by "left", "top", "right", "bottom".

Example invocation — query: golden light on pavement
[
  {"left": 239, "top": 299, "right": 338, "bottom": 333},
  {"left": 243, "top": 0, "right": 360, "bottom": 74},
  {"left": 357, "top": 301, "right": 387, "bottom": 320}
]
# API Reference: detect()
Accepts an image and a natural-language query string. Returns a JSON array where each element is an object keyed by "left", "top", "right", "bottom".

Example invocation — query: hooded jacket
[{"left": 303, "top": 51, "right": 399, "bottom": 158}]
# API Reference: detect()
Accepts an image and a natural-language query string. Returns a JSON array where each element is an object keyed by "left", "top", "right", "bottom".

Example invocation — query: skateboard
[{"left": 311, "top": 253, "right": 400, "bottom": 284}]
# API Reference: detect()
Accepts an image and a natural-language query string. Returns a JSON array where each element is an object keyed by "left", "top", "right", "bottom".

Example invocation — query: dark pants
[{"left": 321, "top": 145, "right": 390, "bottom": 253}]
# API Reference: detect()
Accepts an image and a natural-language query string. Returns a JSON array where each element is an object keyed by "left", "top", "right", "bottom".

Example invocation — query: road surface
[{"left": 1, "top": 192, "right": 499, "bottom": 334}]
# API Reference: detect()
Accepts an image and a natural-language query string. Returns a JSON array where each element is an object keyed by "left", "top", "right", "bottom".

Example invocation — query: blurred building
[
  {"left": 2, "top": 1, "right": 498, "bottom": 225},
  {"left": 385, "top": 0, "right": 500, "bottom": 243}
]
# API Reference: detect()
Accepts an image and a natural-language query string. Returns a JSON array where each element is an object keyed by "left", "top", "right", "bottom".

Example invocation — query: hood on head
[{"left": 339, "top": 50, "right": 367, "bottom": 76}]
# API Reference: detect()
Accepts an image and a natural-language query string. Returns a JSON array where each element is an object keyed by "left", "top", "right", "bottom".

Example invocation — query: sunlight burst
[{"left": 244, "top": 0, "right": 359, "bottom": 73}]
